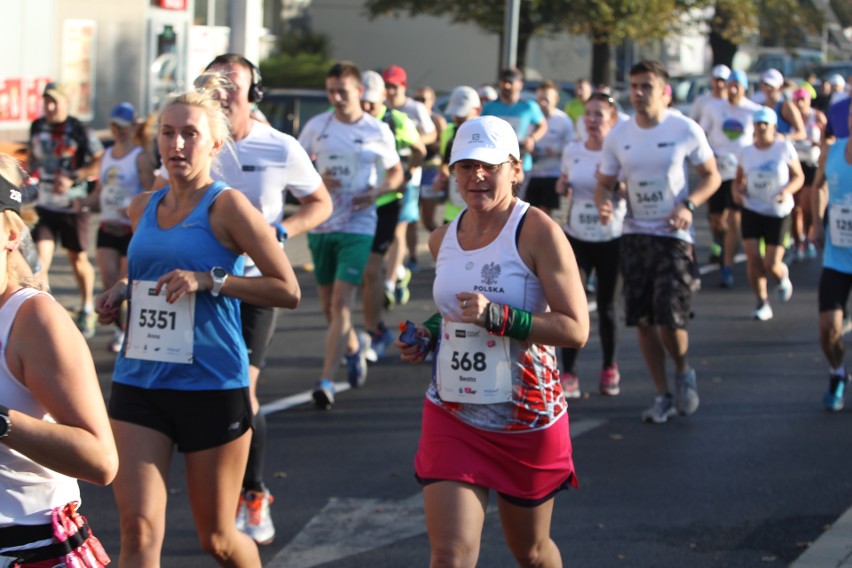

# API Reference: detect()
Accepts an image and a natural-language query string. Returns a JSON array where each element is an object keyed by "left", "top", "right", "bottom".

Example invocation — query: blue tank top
[
  {"left": 823, "top": 139, "right": 852, "bottom": 275},
  {"left": 775, "top": 100, "right": 792, "bottom": 135},
  {"left": 113, "top": 181, "right": 248, "bottom": 390}
]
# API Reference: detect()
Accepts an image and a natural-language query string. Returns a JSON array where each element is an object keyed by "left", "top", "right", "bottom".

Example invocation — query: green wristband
[
  {"left": 423, "top": 312, "right": 443, "bottom": 349},
  {"left": 507, "top": 306, "right": 533, "bottom": 341}
]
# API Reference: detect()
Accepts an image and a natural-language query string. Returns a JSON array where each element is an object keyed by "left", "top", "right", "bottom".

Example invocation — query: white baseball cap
[
  {"left": 449, "top": 116, "right": 520, "bottom": 166},
  {"left": 360, "top": 70, "right": 385, "bottom": 104},
  {"left": 445, "top": 86, "right": 480, "bottom": 118},
  {"left": 712, "top": 65, "right": 731, "bottom": 80},
  {"left": 761, "top": 69, "right": 784, "bottom": 89}
]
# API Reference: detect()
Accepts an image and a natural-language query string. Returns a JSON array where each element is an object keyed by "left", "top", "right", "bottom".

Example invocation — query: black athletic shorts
[
  {"left": 740, "top": 208, "right": 789, "bottom": 246},
  {"left": 33, "top": 207, "right": 91, "bottom": 253},
  {"left": 707, "top": 180, "right": 739, "bottom": 215},
  {"left": 372, "top": 199, "right": 401, "bottom": 255},
  {"left": 819, "top": 267, "right": 852, "bottom": 313},
  {"left": 241, "top": 301, "right": 279, "bottom": 368},
  {"left": 524, "top": 177, "right": 560, "bottom": 210},
  {"left": 109, "top": 382, "right": 253, "bottom": 453},
  {"left": 95, "top": 222, "right": 133, "bottom": 256}
]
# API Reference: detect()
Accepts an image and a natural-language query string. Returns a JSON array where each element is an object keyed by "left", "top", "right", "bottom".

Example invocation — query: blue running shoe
[
  {"left": 313, "top": 379, "right": 335, "bottom": 410},
  {"left": 370, "top": 324, "right": 395, "bottom": 359},
  {"left": 823, "top": 373, "right": 848, "bottom": 412},
  {"left": 346, "top": 334, "right": 369, "bottom": 388},
  {"left": 720, "top": 266, "right": 734, "bottom": 289}
]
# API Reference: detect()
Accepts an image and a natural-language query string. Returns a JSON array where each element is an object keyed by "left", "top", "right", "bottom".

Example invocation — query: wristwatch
[
  {"left": 682, "top": 199, "right": 696, "bottom": 213},
  {"left": 210, "top": 267, "right": 228, "bottom": 297},
  {"left": 0, "top": 405, "right": 11, "bottom": 439}
]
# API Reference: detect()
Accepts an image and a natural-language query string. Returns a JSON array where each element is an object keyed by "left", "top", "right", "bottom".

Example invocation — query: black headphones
[{"left": 206, "top": 53, "right": 264, "bottom": 103}]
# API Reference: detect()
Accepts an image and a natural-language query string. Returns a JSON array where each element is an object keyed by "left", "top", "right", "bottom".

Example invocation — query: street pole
[{"left": 501, "top": 0, "right": 520, "bottom": 71}]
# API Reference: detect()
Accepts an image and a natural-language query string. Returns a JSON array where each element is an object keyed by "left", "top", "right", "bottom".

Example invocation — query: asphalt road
[{"left": 43, "top": 207, "right": 852, "bottom": 567}]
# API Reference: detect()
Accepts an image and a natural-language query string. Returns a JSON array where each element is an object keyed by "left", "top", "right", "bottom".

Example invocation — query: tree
[
  {"left": 260, "top": 30, "right": 335, "bottom": 88},
  {"left": 363, "top": 0, "right": 712, "bottom": 85},
  {"left": 363, "top": 1, "right": 572, "bottom": 72}
]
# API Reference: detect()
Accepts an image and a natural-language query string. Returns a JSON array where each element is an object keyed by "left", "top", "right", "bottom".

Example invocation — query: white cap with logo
[
  {"left": 712, "top": 65, "right": 731, "bottom": 80},
  {"left": 449, "top": 116, "right": 520, "bottom": 166}
]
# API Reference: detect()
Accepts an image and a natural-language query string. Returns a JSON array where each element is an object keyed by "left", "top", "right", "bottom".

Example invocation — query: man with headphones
[{"left": 202, "top": 53, "right": 332, "bottom": 545}]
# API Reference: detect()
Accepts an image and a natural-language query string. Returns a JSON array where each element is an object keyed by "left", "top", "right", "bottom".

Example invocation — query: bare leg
[
  {"left": 498, "top": 496, "right": 562, "bottom": 567},
  {"left": 636, "top": 326, "right": 669, "bottom": 394},
  {"left": 319, "top": 280, "right": 358, "bottom": 379},
  {"left": 423, "top": 481, "right": 488, "bottom": 568}
]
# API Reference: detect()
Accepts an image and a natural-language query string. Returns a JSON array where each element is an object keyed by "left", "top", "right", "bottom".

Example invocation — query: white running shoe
[
  {"left": 642, "top": 394, "right": 676, "bottom": 424},
  {"left": 752, "top": 301, "right": 773, "bottom": 321},
  {"left": 239, "top": 489, "right": 275, "bottom": 545}
]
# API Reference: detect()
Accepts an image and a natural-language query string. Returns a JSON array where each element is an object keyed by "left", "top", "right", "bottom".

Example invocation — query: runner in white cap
[
  {"left": 396, "top": 114, "right": 588, "bottom": 568},
  {"left": 732, "top": 106, "right": 803, "bottom": 320},
  {"left": 435, "top": 86, "right": 483, "bottom": 224},
  {"left": 690, "top": 64, "right": 731, "bottom": 127},
  {"left": 760, "top": 68, "right": 806, "bottom": 141}
]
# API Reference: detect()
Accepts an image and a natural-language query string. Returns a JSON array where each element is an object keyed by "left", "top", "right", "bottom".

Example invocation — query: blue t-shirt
[
  {"left": 826, "top": 97, "right": 851, "bottom": 139},
  {"left": 482, "top": 99, "right": 545, "bottom": 171},
  {"left": 113, "top": 181, "right": 248, "bottom": 390},
  {"left": 823, "top": 138, "right": 852, "bottom": 274}
]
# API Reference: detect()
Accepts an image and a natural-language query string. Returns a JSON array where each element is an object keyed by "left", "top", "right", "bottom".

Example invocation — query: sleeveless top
[
  {"left": 98, "top": 146, "right": 145, "bottom": 224},
  {"left": 0, "top": 288, "right": 80, "bottom": 526},
  {"left": 429, "top": 199, "right": 566, "bottom": 432},
  {"left": 775, "top": 99, "right": 793, "bottom": 135},
  {"left": 823, "top": 139, "right": 852, "bottom": 275},
  {"left": 113, "top": 181, "right": 248, "bottom": 390}
]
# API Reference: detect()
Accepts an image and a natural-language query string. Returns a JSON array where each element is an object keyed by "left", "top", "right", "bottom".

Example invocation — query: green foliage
[
  {"left": 259, "top": 53, "right": 334, "bottom": 89},
  {"left": 277, "top": 30, "right": 332, "bottom": 58},
  {"left": 833, "top": 0, "right": 852, "bottom": 28}
]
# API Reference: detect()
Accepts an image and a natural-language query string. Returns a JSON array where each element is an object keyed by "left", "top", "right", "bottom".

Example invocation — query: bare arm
[
  {"left": 456, "top": 209, "right": 589, "bottom": 348},
  {"left": 5, "top": 295, "right": 117, "bottom": 485},
  {"left": 593, "top": 172, "right": 618, "bottom": 225},
  {"left": 136, "top": 149, "right": 157, "bottom": 191},
  {"left": 782, "top": 100, "right": 807, "bottom": 142},
  {"left": 281, "top": 183, "right": 332, "bottom": 239}
]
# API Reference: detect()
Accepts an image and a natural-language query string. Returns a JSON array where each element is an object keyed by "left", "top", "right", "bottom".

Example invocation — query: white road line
[
  {"left": 698, "top": 252, "right": 746, "bottom": 276},
  {"left": 261, "top": 382, "right": 351, "bottom": 415}
]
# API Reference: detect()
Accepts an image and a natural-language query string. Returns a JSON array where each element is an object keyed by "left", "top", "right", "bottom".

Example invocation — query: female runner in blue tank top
[
  {"left": 95, "top": 88, "right": 300, "bottom": 567},
  {"left": 397, "top": 116, "right": 589, "bottom": 567}
]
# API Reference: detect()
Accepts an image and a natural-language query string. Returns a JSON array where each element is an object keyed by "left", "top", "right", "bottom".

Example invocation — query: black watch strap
[
  {"left": 0, "top": 405, "right": 11, "bottom": 439},
  {"left": 683, "top": 199, "right": 696, "bottom": 213}
]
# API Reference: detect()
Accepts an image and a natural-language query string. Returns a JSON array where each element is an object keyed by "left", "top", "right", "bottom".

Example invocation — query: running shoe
[
  {"left": 109, "top": 329, "right": 125, "bottom": 354},
  {"left": 823, "top": 372, "right": 848, "bottom": 412},
  {"left": 585, "top": 272, "right": 597, "bottom": 294},
  {"left": 370, "top": 324, "right": 395, "bottom": 360},
  {"left": 642, "top": 393, "right": 676, "bottom": 424},
  {"left": 313, "top": 379, "right": 335, "bottom": 410},
  {"left": 75, "top": 309, "right": 97, "bottom": 339},
  {"left": 777, "top": 269, "right": 793, "bottom": 303},
  {"left": 805, "top": 242, "right": 818, "bottom": 259},
  {"left": 709, "top": 241, "right": 723, "bottom": 265},
  {"left": 561, "top": 373, "right": 581, "bottom": 399},
  {"left": 752, "top": 301, "right": 773, "bottom": 321},
  {"left": 720, "top": 266, "right": 734, "bottom": 289},
  {"left": 599, "top": 365, "right": 621, "bottom": 396},
  {"left": 395, "top": 268, "right": 412, "bottom": 306},
  {"left": 794, "top": 243, "right": 806, "bottom": 262},
  {"left": 239, "top": 489, "right": 275, "bottom": 545},
  {"left": 383, "top": 284, "right": 396, "bottom": 310},
  {"left": 346, "top": 333, "right": 369, "bottom": 388},
  {"left": 406, "top": 256, "right": 419, "bottom": 273},
  {"left": 675, "top": 368, "right": 699, "bottom": 416}
]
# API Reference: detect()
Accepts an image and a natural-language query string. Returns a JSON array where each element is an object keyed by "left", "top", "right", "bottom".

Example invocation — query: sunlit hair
[
  {"left": 159, "top": 87, "right": 232, "bottom": 149},
  {"left": 0, "top": 153, "right": 40, "bottom": 288},
  {"left": 193, "top": 71, "right": 234, "bottom": 96}
]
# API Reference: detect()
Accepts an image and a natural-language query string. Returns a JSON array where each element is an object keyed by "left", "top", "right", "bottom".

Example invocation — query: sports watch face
[{"left": 212, "top": 267, "right": 227, "bottom": 279}]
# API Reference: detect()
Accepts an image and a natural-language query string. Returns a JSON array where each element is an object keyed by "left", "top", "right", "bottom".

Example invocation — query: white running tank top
[
  {"left": 98, "top": 146, "right": 144, "bottom": 224},
  {"left": 0, "top": 288, "right": 80, "bottom": 526},
  {"left": 429, "top": 199, "right": 567, "bottom": 432}
]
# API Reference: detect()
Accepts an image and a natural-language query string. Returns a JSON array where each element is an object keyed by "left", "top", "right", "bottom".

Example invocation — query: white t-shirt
[
  {"left": 600, "top": 110, "right": 714, "bottom": 243},
  {"left": 689, "top": 93, "right": 718, "bottom": 126},
  {"left": 298, "top": 111, "right": 400, "bottom": 235},
  {"left": 98, "top": 146, "right": 144, "bottom": 225},
  {"left": 161, "top": 120, "right": 323, "bottom": 277},
  {"left": 737, "top": 139, "right": 798, "bottom": 218},
  {"left": 700, "top": 97, "right": 763, "bottom": 181},
  {"left": 561, "top": 141, "right": 625, "bottom": 242},
  {"left": 531, "top": 109, "right": 575, "bottom": 178}
]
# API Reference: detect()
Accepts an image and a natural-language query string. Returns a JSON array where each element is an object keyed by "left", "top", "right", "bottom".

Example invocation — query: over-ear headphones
[{"left": 205, "top": 53, "right": 264, "bottom": 104}]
